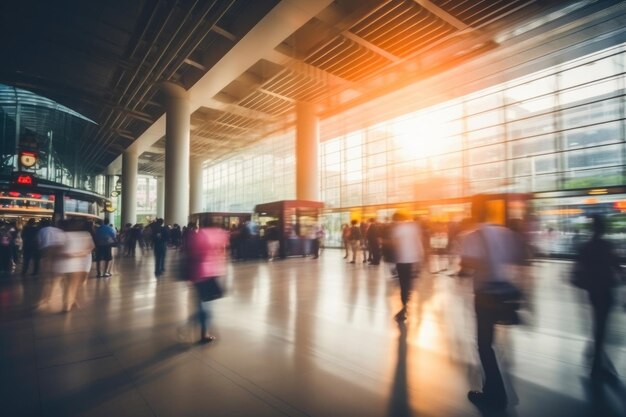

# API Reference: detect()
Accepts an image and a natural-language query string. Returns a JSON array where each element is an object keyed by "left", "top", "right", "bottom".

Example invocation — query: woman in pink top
[{"left": 186, "top": 219, "right": 228, "bottom": 344}]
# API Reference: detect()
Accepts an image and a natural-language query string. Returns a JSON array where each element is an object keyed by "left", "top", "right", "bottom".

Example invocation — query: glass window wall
[
  {"left": 202, "top": 131, "right": 295, "bottom": 212},
  {"left": 204, "top": 41, "right": 626, "bottom": 219},
  {"left": 318, "top": 41, "right": 626, "bottom": 206}
]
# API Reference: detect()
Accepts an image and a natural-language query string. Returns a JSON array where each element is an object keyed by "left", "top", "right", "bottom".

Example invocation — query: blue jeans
[{"left": 193, "top": 282, "right": 213, "bottom": 337}]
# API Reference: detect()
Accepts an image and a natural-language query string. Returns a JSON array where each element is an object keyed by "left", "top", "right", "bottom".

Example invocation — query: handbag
[
  {"left": 570, "top": 259, "right": 589, "bottom": 289},
  {"left": 480, "top": 281, "right": 523, "bottom": 325},
  {"left": 477, "top": 229, "right": 523, "bottom": 325},
  {"left": 196, "top": 278, "right": 224, "bottom": 302}
]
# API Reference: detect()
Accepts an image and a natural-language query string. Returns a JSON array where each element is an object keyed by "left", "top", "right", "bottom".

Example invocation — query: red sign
[
  {"left": 8, "top": 191, "right": 20, "bottom": 197},
  {"left": 614, "top": 201, "right": 626, "bottom": 211},
  {"left": 16, "top": 175, "right": 34, "bottom": 185}
]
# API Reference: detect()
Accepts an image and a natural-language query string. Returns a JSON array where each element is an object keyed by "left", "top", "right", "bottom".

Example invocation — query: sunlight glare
[{"left": 393, "top": 113, "right": 450, "bottom": 160}]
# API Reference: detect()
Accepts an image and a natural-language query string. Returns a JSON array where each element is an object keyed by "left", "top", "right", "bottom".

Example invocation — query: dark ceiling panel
[
  {"left": 0, "top": 0, "right": 280, "bottom": 175},
  {"left": 1, "top": 0, "right": 617, "bottom": 177}
]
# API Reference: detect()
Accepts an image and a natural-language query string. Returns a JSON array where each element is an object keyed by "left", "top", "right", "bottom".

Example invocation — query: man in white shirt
[{"left": 390, "top": 211, "right": 424, "bottom": 323}]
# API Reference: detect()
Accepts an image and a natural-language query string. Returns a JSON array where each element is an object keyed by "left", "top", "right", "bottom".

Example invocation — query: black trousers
[
  {"left": 0, "top": 246, "right": 11, "bottom": 271},
  {"left": 154, "top": 244, "right": 166, "bottom": 273},
  {"left": 475, "top": 293, "right": 507, "bottom": 403},
  {"left": 588, "top": 288, "right": 613, "bottom": 374},
  {"left": 22, "top": 248, "right": 40, "bottom": 275},
  {"left": 311, "top": 238, "right": 320, "bottom": 257},
  {"left": 396, "top": 263, "right": 418, "bottom": 306},
  {"left": 369, "top": 241, "right": 381, "bottom": 264}
]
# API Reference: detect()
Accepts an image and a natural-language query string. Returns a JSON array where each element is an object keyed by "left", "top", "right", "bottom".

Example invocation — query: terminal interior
[{"left": 1, "top": 1, "right": 626, "bottom": 416}]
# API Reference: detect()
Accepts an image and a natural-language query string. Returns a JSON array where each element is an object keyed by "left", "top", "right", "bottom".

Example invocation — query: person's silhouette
[{"left": 575, "top": 215, "right": 623, "bottom": 379}]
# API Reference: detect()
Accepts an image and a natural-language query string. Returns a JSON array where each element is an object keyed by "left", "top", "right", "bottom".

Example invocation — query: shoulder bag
[{"left": 477, "top": 229, "right": 523, "bottom": 325}]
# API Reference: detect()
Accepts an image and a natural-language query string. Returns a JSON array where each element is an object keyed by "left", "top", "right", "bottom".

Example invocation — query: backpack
[{"left": 350, "top": 226, "right": 361, "bottom": 241}]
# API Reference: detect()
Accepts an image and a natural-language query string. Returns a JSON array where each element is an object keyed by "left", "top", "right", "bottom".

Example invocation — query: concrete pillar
[
  {"left": 162, "top": 82, "right": 190, "bottom": 226},
  {"left": 156, "top": 176, "right": 165, "bottom": 219},
  {"left": 121, "top": 149, "right": 138, "bottom": 226},
  {"left": 104, "top": 174, "right": 114, "bottom": 224},
  {"left": 189, "top": 158, "right": 204, "bottom": 216},
  {"left": 296, "top": 102, "right": 319, "bottom": 201}
]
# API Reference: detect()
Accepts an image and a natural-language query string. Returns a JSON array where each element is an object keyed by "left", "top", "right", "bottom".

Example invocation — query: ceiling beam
[
  {"left": 213, "top": 100, "right": 276, "bottom": 120},
  {"left": 183, "top": 58, "right": 208, "bottom": 71},
  {"left": 106, "top": 0, "right": 346, "bottom": 174},
  {"left": 341, "top": 31, "right": 400, "bottom": 62},
  {"left": 264, "top": 49, "right": 354, "bottom": 92},
  {"left": 115, "top": 129, "right": 136, "bottom": 140},
  {"left": 412, "top": 0, "right": 470, "bottom": 30},
  {"left": 257, "top": 87, "right": 295, "bottom": 103},
  {"left": 212, "top": 25, "right": 238, "bottom": 42},
  {"left": 212, "top": 120, "right": 256, "bottom": 131},
  {"left": 190, "top": 134, "right": 224, "bottom": 143}
]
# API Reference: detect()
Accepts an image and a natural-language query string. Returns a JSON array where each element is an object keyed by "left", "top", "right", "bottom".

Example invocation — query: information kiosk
[{"left": 254, "top": 200, "right": 324, "bottom": 258}]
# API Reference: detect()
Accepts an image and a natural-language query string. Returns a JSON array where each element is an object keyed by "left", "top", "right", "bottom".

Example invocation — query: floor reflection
[{"left": 0, "top": 250, "right": 625, "bottom": 417}]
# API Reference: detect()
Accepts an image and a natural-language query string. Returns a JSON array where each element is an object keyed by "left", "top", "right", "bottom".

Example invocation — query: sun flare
[{"left": 392, "top": 114, "right": 451, "bottom": 159}]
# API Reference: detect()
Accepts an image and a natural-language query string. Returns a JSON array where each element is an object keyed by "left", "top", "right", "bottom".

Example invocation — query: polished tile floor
[{"left": 1, "top": 249, "right": 625, "bottom": 417}]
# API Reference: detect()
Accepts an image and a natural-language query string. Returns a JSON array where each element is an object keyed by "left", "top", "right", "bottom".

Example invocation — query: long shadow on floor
[
  {"left": 475, "top": 373, "right": 626, "bottom": 417},
  {"left": 388, "top": 323, "right": 410, "bottom": 417},
  {"left": 41, "top": 341, "right": 192, "bottom": 417}
]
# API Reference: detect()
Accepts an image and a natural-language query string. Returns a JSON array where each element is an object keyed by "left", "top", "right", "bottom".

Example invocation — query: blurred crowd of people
[
  {"left": 1, "top": 216, "right": 229, "bottom": 345},
  {"left": 338, "top": 204, "right": 624, "bottom": 411},
  {"left": 2, "top": 206, "right": 623, "bottom": 412},
  {"left": 2, "top": 217, "right": 210, "bottom": 310}
]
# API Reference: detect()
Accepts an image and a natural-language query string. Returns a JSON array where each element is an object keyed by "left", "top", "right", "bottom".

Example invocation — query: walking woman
[
  {"left": 58, "top": 220, "right": 95, "bottom": 312},
  {"left": 186, "top": 218, "right": 228, "bottom": 343}
]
